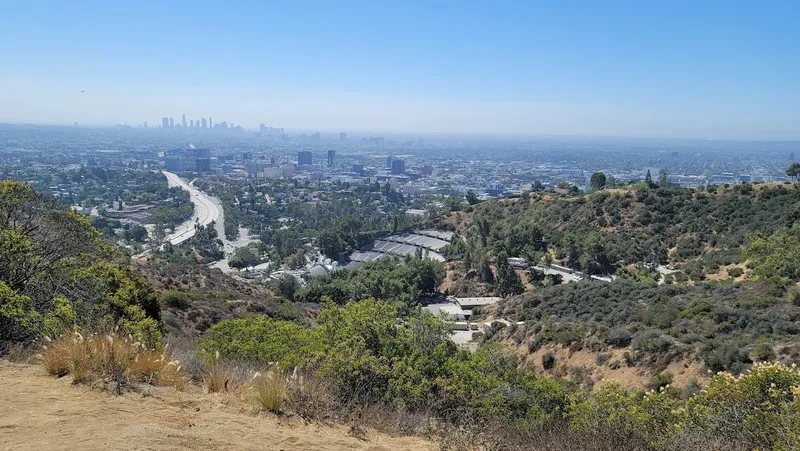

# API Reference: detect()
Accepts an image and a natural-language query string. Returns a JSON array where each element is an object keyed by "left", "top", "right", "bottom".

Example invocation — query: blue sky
[{"left": 1, "top": 1, "right": 798, "bottom": 139}]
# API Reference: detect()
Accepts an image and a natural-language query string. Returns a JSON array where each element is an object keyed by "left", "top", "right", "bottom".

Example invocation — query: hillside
[
  {"left": 443, "top": 182, "right": 800, "bottom": 390},
  {"left": 0, "top": 362, "right": 434, "bottom": 451},
  {"left": 487, "top": 278, "right": 800, "bottom": 389},
  {"left": 133, "top": 260, "right": 311, "bottom": 337},
  {"left": 446, "top": 182, "right": 800, "bottom": 279}
]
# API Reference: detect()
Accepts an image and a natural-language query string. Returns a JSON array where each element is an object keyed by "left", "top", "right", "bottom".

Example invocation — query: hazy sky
[{"left": 1, "top": 1, "right": 799, "bottom": 139}]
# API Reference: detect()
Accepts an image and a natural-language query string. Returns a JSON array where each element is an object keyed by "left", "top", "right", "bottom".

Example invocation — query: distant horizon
[
  {"left": 4, "top": 120, "right": 800, "bottom": 145},
  {"left": 2, "top": 2, "right": 798, "bottom": 140}
]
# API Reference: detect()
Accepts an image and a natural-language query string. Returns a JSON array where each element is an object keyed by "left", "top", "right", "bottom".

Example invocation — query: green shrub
[
  {"left": 702, "top": 343, "right": 752, "bottom": 373},
  {"left": 727, "top": 267, "right": 744, "bottom": 278},
  {"left": 199, "top": 315, "right": 319, "bottom": 367},
  {"left": 645, "top": 372, "right": 674, "bottom": 391},
  {"left": 542, "top": 352, "right": 556, "bottom": 370},
  {"left": 686, "top": 362, "right": 800, "bottom": 449},
  {"left": 751, "top": 343, "right": 776, "bottom": 362},
  {"left": 606, "top": 327, "right": 632, "bottom": 347},
  {"left": 160, "top": 290, "right": 190, "bottom": 310}
]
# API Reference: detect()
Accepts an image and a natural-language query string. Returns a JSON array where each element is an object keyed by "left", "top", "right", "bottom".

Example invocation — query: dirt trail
[{"left": 0, "top": 362, "right": 434, "bottom": 451}]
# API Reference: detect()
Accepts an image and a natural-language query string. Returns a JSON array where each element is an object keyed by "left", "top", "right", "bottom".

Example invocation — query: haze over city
[{"left": 2, "top": 1, "right": 799, "bottom": 139}]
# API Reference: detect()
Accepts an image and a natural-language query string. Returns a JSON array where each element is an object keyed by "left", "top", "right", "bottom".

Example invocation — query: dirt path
[{"left": 0, "top": 363, "right": 434, "bottom": 451}]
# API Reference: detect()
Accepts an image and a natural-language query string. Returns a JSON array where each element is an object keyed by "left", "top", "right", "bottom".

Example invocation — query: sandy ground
[{"left": 0, "top": 363, "right": 434, "bottom": 451}]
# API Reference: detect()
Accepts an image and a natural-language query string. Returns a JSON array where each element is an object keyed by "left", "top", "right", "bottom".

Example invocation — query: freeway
[{"left": 162, "top": 171, "right": 222, "bottom": 245}]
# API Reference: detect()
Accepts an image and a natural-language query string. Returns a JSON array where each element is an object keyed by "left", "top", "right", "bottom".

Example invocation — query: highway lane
[{"left": 161, "top": 171, "right": 222, "bottom": 245}]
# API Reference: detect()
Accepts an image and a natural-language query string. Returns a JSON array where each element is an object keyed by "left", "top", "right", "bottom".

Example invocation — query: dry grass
[
  {"left": 40, "top": 332, "right": 186, "bottom": 392},
  {"left": 196, "top": 357, "right": 265, "bottom": 396},
  {"left": 284, "top": 371, "right": 338, "bottom": 420},
  {"left": 194, "top": 356, "right": 289, "bottom": 413},
  {"left": 202, "top": 361, "right": 232, "bottom": 393},
  {"left": 1, "top": 344, "right": 38, "bottom": 364},
  {"left": 251, "top": 372, "right": 286, "bottom": 412}
]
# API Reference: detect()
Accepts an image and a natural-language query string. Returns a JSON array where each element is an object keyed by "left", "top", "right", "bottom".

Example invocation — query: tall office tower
[
  {"left": 182, "top": 114, "right": 187, "bottom": 129},
  {"left": 327, "top": 150, "right": 335, "bottom": 168},
  {"left": 169, "top": 117, "right": 174, "bottom": 129},
  {"left": 297, "top": 151, "right": 312, "bottom": 166},
  {"left": 339, "top": 132, "right": 347, "bottom": 142},
  {"left": 386, "top": 156, "right": 393, "bottom": 169},
  {"left": 190, "top": 120, "right": 194, "bottom": 129},
  {"left": 143, "top": 122, "right": 148, "bottom": 128},
  {"left": 209, "top": 117, "right": 213, "bottom": 128},
  {"left": 162, "top": 117, "right": 169, "bottom": 129},
  {"left": 391, "top": 159, "right": 405, "bottom": 175},
  {"left": 259, "top": 124, "right": 266, "bottom": 134},
  {"left": 201, "top": 118, "right": 207, "bottom": 129}
]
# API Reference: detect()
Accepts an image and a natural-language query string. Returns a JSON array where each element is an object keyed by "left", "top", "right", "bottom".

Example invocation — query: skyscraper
[
  {"left": 340, "top": 132, "right": 347, "bottom": 142},
  {"left": 209, "top": 117, "right": 213, "bottom": 128},
  {"left": 391, "top": 159, "right": 405, "bottom": 175},
  {"left": 194, "top": 148, "right": 212, "bottom": 172},
  {"left": 298, "top": 151, "right": 312, "bottom": 166},
  {"left": 190, "top": 120, "right": 194, "bottom": 129},
  {"left": 201, "top": 118, "right": 207, "bottom": 129},
  {"left": 182, "top": 114, "right": 187, "bottom": 129},
  {"left": 169, "top": 117, "right": 174, "bottom": 129},
  {"left": 161, "top": 117, "right": 169, "bottom": 129},
  {"left": 327, "top": 150, "right": 336, "bottom": 168}
]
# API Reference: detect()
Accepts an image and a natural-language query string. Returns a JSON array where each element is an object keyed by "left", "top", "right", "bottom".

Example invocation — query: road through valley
[{"left": 162, "top": 171, "right": 222, "bottom": 245}]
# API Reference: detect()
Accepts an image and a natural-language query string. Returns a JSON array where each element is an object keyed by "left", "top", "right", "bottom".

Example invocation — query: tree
[
  {"left": 444, "top": 195, "right": 463, "bottom": 212},
  {"left": 272, "top": 274, "right": 299, "bottom": 301},
  {"left": 317, "top": 229, "right": 347, "bottom": 261},
  {"left": 645, "top": 170, "right": 653, "bottom": 186},
  {"left": 123, "top": 224, "right": 148, "bottom": 243},
  {"left": 406, "top": 258, "right": 445, "bottom": 295},
  {"left": 478, "top": 259, "right": 495, "bottom": 285},
  {"left": 744, "top": 224, "right": 800, "bottom": 280},
  {"left": 494, "top": 254, "right": 524, "bottom": 297},
  {"left": 151, "top": 221, "right": 166, "bottom": 245},
  {"left": 590, "top": 172, "right": 607, "bottom": 190},
  {"left": 228, "top": 245, "right": 261, "bottom": 269},
  {"left": 787, "top": 162, "right": 800, "bottom": 181},
  {"left": 466, "top": 190, "right": 480, "bottom": 205},
  {"left": 658, "top": 169, "right": 669, "bottom": 188}
]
